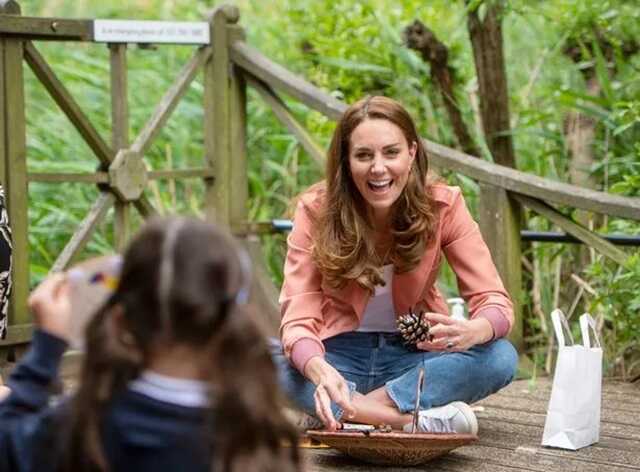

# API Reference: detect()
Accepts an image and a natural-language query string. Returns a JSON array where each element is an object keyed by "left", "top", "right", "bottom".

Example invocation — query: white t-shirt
[{"left": 356, "top": 264, "right": 397, "bottom": 333}]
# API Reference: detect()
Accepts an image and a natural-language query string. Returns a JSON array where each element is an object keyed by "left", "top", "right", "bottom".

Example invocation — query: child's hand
[
  {"left": 28, "top": 274, "right": 72, "bottom": 342},
  {"left": 0, "top": 374, "right": 10, "bottom": 401}
]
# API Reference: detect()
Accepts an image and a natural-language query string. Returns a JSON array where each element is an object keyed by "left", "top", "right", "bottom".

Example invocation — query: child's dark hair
[{"left": 60, "top": 216, "right": 300, "bottom": 472}]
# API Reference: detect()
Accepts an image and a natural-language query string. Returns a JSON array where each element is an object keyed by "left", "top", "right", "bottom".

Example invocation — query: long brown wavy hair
[
  {"left": 312, "top": 96, "right": 438, "bottom": 291},
  {"left": 59, "top": 217, "right": 300, "bottom": 472}
]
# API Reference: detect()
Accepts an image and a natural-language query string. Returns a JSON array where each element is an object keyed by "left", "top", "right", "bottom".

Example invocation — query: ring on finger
[{"left": 446, "top": 339, "right": 455, "bottom": 349}]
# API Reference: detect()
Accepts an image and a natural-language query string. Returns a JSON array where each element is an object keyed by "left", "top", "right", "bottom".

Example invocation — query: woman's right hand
[
  {"left": 304, "top": 356, "right": 356, "bottom": 431},
  {"left": 28, "top": 273, "right": 72, "bottom": 342}
]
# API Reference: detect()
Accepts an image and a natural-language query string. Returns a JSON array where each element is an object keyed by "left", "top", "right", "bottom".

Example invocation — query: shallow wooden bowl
[{"left": 306, "top": 430, "right": 477, "bottom": 466}]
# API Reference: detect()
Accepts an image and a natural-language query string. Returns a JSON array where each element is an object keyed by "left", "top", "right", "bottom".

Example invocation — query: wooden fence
[{"left": 1, "top": 1, "right": 639, "bottom": 356}]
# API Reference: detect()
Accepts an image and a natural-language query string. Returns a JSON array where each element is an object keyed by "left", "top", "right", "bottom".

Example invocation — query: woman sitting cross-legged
[
  {"left": 0, "top": 217, "right": 301, "bottom": 472},
  {"left": 272, "top": 96, "right": 518, "bottom": 434}
]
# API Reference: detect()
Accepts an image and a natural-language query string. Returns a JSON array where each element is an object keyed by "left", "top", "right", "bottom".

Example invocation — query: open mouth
[{"left": 367, "top": 179, "right": 392, "bottom": 193}]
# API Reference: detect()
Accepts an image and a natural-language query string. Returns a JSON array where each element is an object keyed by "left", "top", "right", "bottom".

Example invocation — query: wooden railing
[
  {"left": 226, "top": 24, "right": 640, "bottom": 351},
  {"left": 0, "top": 1, "right": 245, "bottom": 352},
  {"left": 1, "top": 2, "right": 639, "bottom": 354}
]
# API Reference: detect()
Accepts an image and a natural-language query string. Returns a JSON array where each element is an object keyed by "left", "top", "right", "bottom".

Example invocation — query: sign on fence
[{"left": 94, "top": 20, "right": 210, "bottom": 45}]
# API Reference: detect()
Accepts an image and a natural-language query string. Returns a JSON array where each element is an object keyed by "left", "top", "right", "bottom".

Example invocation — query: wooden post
[
  {"left": 467, "top": 1, "right": 524, "bottom": 353},
  {"left": 478, "top": 183, "right": 523, "bottom": 352},
  {"left": 467, "top": 1, "right": 515, "bottom": 168},
  {"left": 227, "top": 23, "right": 278, "bottom": 335},
  {"left": 203, "top": 4, "right": 239, "bottom": 225},
  {"left": 109, "top": 43, "right": 130, "bottom": 251},
  {"left": 228, "top": 25, "right": 247, "bottom": 231},
  {"left": 0, "top": 0, "right": 30, "bottom": 328}
]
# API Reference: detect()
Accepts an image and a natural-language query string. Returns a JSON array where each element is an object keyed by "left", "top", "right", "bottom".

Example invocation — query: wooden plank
[
  {"left": 202, "top": 31, "right": 217, "bottom": 223},
  {"left": 514, "top": 194, "right": 629, "bottom": 266},
  {"left": 497, "top": 388, "right": 639, "bottom": 414},
  {"left": 425, "top": 140, "right": 640, "bottom": 222},
  {"left": 130, "top": 46, "right": 211, "bottom": 157},
  {"left": 0, "top": 323, "right": 32, "bottom": 347},
  {"left": 132, "top": 196, "right": 157, "bottom": 218},
  {"left": 478, "top": 393, "right": 639, "bottom": 426},
  {"left": 147, "top": 168, "right": 215, "bottom": 180},
  {"left": 478, "top": 418, "right": 640, "bottom": 453},
  {"left": 110, "top": 43, "right": 130, "bottom": 252},
  {"left": 247, "top": 74, "right": 325, "bottom": 166},
  {"left": 110, "top": 43, "right": 129, "bottom": 150},
  {"left": 433, "top": 454, "right": 540, "bottom": 472},
  {"left": 50, "top": 192, "right": 115, "bottom": 272},
  {"left": 478, "top": 184, "right": 523, "bottom": 351},
  {"left": 24, "top": 41, "right": 113, "bottom": 167},
  {"left": 0, "top": 15, "right": 93, "bottom": 41},
  {"left": 503, "top": 379, "right": 640, "bottom": 405},
  {"left": 203, "top": 6, "right": 233, "bottom": 225},
  {"left": 28, "top": 172, "right": 109, "bottom": 183},
  {"left": 230, "top": 41, "right": 346, "bottom": 121},
  {"left": 3, "top": 35, "right": 30, "bottom": 325},
  {"left": 478, "top": 433, "right": 640, "bottom": 469},
  {"left": 446, "top": 443, "right": 635, "bottom": 472},
  {"left": 243, "top": 236, "right": 280, "bottom": 337},
  {"left": 0, "top": 0, "right": 12, "bottom": 189},
  {"left": 474, "top": 404, "right": 640, "bottom": 441},
  {"left": 113, "top": 202, "right": 130, "bottom": 252},
  {"left": 229, "top": 26, "right": 248, "bottom": 228},
  {"left": 500, "top": 378, "right": 640, "bottom": 409}
]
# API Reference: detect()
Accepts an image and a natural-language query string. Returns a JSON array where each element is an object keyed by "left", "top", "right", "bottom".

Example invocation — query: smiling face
[{"left": 348, "top": 118, "right": 417, "bottom": 228}]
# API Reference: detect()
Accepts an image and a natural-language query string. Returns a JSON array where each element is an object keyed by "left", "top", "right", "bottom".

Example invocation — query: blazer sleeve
[
  {"left": 440, "top": 188, "right": 514, "bottom": 338},
  {"left": 278, "top": 197, "right": 326, "bottom": 373}
]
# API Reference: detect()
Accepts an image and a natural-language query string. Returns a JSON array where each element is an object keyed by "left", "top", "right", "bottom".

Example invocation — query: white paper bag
[{"left": 541, "top": 309, "right": 603, "bottom": 450}]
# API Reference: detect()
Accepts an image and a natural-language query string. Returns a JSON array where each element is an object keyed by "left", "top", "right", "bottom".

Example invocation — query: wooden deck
[
  {"left": 305, "top": 378, "right": 640, "bottom": 471},
  {"left": 2, "top": 357, "right": 638, "bottom": 471}
]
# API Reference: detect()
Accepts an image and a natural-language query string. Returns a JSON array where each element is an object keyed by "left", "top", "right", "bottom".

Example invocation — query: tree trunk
[
  {"left": 565, "top": 78, "right": 600, "bottom": 227},
  {"left": 404, "top": 20, "right": 481, "bottom": 158},
  {"left": 466, "top": 1, "right": 523, "bottom": 352},
  {"left": 467, "top": 2, "right": 516, "bottom": 167}
]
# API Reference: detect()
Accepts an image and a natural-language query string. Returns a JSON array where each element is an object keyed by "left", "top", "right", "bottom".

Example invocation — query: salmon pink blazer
[{"left": 279, "top": 183, "right": 513, "bottom": 373}]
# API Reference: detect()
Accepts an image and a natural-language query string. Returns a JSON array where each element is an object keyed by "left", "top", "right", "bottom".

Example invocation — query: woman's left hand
[{"left": 416, "top": 312, "right": 493, "bottom": 352}]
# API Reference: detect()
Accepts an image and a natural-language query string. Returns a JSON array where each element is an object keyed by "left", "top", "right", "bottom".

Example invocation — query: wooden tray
[{"left": 306, "top": 430, "right": 477, "bottom": 466}]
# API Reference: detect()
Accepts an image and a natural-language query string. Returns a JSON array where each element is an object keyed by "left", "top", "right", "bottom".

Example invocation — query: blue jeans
[{"left": 271, "top": 331, "right": 518, "bottom": 421}]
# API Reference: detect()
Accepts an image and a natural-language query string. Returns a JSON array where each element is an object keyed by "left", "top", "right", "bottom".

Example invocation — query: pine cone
[{"left": 397, "top": 309, "right": 429, "bottom": 345}]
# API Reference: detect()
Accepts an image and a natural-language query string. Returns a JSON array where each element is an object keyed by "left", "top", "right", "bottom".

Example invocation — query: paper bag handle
[
  {"left": 580, "top": 313, "right": 601, "bottom": 348},
  {"left": 551, "top": 309, "right": 574, "bottom": 347}
]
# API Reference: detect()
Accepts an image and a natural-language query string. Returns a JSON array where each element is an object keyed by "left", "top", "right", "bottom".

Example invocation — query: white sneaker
[{"left": 403, "top": 401, "right": 478, "bottom": 435}]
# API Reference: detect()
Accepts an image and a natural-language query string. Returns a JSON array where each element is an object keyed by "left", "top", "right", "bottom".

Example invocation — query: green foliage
[
  {"left": 10, "top": 0, "right": 640, "bottom": 375},
  {"left": 584, "top": 254, "right": 640, "bottom": 374}
]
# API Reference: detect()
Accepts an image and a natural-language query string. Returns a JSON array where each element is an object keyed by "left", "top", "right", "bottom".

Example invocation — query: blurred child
[{"left": 0, "top": 217, "right": 300, "bottom": 472}]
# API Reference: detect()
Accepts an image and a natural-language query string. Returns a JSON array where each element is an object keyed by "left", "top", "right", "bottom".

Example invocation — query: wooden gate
[{"left": 0, "top": 1, "right": 248, "bottom": 352}]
